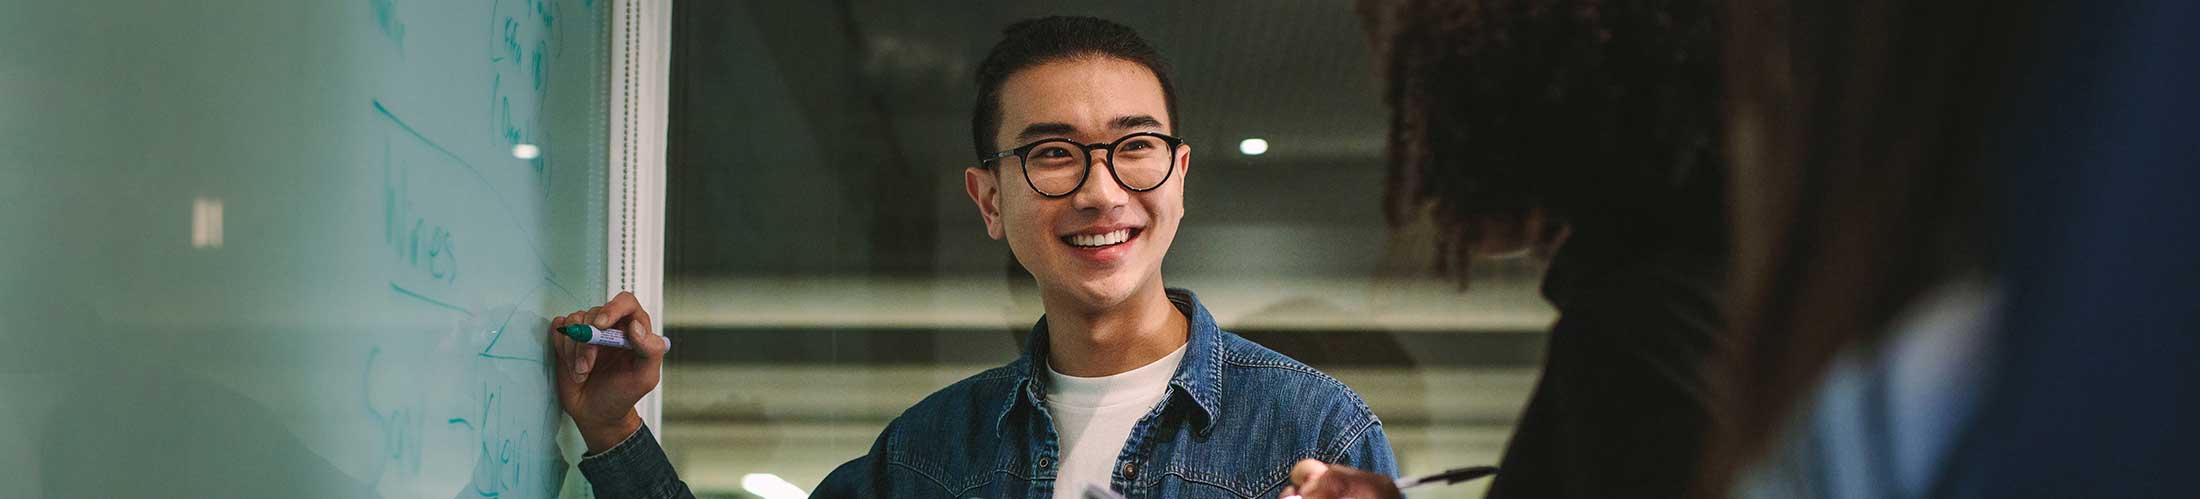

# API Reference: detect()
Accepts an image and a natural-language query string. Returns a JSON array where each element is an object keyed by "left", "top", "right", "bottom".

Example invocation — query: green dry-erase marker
[{"left": 560, "top": 323, "right": 635, "bottom": 350}]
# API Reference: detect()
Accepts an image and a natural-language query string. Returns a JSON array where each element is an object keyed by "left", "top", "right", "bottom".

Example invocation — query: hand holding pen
[
  {"left": 1283, "top": 459, "right": 1497, "bottom": 499},
  {"left": 548, "top": 291, "right": 673, "bottom": 454}
]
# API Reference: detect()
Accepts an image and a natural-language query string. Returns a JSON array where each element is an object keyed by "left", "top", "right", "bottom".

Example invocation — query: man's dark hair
[
  {"left": 971, "top": 16, "right": 1180, "bottom": 163},
  {"left": 1362, "top": 0, "right": 1724, "bottom": 279}
]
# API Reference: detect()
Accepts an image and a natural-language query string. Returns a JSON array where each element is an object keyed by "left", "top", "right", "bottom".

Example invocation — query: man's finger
[
  {"left": 1292, "top": 460, "right": 1331, "bottom": 489},
  {"left": 572, "top": 341, "right": 598, "bottom": 376},
  {"left": 1294, "top": 459, "right": 1370, "bottom": 499},
  {"left": 622, "top": 310, "right": 668, "bottom": 360},
  {"left": 601, "top": 291, "right": 641, "bottom": 320},
  {"left": 549, "top": 324, "right": 570, "bottom": 361},
  {"left": 627, "top": 302, "right": 653, "bottom": 337},
  {"left": 551, "top": 332, "right": 577, "bottom": 389},
  {"left": 624, "top": 327, "right": 667, "bottom": 360}
]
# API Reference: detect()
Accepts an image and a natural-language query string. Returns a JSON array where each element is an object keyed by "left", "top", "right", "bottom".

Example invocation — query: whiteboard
[{"left": 0, "top": 0, "right": 646, "bottom": 497}]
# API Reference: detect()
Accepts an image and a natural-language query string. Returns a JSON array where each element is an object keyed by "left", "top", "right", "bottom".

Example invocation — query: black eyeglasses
[{"left": 980, "top": 132, "right": 1186, "bottom": 198}]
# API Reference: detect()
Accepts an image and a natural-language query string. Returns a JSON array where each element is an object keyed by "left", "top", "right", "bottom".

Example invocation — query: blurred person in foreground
[
  {"left": 1292, "top": 0, "right": 1730, "bottom": 498},
  {"left": 1697, "top": 0, "right": 2200, "bottom": 498},
  {"left": 1304, "top": 0, "right": 2200, "bottom": 497},
  {"left": 1692, "top": 0, "right": 2023, "bottom": 496}
]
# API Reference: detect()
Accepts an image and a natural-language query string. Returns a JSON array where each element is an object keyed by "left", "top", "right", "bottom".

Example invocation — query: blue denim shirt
[{"left": 579, "top": 288, "right": 1397, "bottom": 498}]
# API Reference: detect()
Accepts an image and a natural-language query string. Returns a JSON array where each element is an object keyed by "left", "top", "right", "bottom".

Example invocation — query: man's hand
[
  {"left": 549, "top": 291, "right": 670, "bottom": 454},
  {"left": 1283, "top": 459, "right": 1402, "bottom": 499}
]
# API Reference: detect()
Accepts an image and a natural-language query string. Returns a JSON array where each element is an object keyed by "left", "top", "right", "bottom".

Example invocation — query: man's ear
[
  {"left": 965, "top": 166, "right": 1007, "bottom": 240},
  {"left": 1175, "top": 143, "right": 1192, "bottom": 181}
]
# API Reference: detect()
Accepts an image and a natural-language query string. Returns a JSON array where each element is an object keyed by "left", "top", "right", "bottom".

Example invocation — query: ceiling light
[{"left": 1238, "top": 138, "right": 1269, "bottom": 156}]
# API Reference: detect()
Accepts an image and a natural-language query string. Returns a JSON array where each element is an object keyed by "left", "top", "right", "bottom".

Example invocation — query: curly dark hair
[{"left": 1363, "top": 0, "right": 1724, "bottom": 280}]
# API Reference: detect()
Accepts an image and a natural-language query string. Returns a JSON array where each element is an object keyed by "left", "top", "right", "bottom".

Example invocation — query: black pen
[{"left": 1391, "top": 465, "right": 1499, "bottom": 490}]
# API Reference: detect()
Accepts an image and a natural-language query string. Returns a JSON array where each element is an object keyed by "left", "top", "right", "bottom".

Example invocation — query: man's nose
[{"left": 1068, "top": 147, "right": 1129, "bottom": 210}]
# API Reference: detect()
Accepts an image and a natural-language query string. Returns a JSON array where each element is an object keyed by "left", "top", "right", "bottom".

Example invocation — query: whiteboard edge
[{"left": 608, "top": 0, "right": 674, "bottom": 438}]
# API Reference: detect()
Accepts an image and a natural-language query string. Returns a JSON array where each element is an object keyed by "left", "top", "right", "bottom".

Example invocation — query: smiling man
[{"left": 553, "top": 15, "right": 1394, "bottom": 499}]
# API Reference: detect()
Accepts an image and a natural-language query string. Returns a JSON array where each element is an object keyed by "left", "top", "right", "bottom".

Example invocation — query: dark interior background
[{"left": 667, "top": 0, "right": 1403, "bottom": 278}]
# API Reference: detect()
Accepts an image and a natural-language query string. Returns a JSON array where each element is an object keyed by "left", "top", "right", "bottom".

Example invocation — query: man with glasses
[{"left": 551, "top": 15, "right": 1395, "bottom": 499}]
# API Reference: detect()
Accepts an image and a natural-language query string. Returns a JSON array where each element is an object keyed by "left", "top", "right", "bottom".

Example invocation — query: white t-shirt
[{"left": 1044, "top": 344, "right": 1187, "bottom": 499}]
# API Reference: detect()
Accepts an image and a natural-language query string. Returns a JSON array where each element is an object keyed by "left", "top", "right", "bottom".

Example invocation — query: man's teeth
[{"left": 1067, "top": 229, "right": 1132, "bottom": 248}]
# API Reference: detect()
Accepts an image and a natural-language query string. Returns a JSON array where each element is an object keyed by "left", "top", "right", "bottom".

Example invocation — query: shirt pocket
[{"left": 1135, "top": 462, "right": 1292, "bottom": 499}]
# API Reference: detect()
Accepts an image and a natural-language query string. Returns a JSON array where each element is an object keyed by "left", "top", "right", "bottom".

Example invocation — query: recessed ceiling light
[{"left": 1238, "top": 138, "right": 1269, "bottom": 156}]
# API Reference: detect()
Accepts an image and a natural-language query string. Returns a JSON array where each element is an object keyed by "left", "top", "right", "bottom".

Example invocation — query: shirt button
[
  {"left": 1121, "top": 462, "right": 1138, "bottom": 479},
  {"left": 1038, "top": 456, "right": 1052, "bottom": 469}
]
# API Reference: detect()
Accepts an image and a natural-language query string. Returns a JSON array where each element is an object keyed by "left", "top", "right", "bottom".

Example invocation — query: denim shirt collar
[{"left": 996, "top": 287, "right": 1223, "bottom": 435}]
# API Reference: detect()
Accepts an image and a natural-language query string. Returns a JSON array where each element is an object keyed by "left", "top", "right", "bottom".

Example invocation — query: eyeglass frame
[{"left": 978, "top": 131, "right": 1187, "bottom": 198}]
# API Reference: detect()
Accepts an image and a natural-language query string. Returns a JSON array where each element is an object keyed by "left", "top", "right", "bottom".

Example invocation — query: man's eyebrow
[
  {"left": 1011, "top": 116, "right": 1167, "bottom": 145},
  {"left": 1111, "top": 115, "right": 1165, "bottom": 131},
  {"left": 1014, "top": 122, "right": 1078, "bottom": 143}
]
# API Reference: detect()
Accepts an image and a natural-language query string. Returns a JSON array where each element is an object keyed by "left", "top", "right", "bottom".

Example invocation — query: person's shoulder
[
  {"left": 889, "top": 361, "right": 1021, "bottom": 426},
  {"left": 870, "top": 361, "right": 1025, "bottom": 454},
  {"left": 1549, "top": 244, "right": 1726, "bottom": 350},
  {"left": 818, "top": 360, "right": 1033, "bottom": 496},
  {"left": 1198, "top": 330, "right": 1392, "bottom": 472},
  {"left": 1215, "top": 331, "right": 1322, "bottom": 373},
  {"left": 1211, "top": 330, "right": 1380, "bottom": 428}
]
